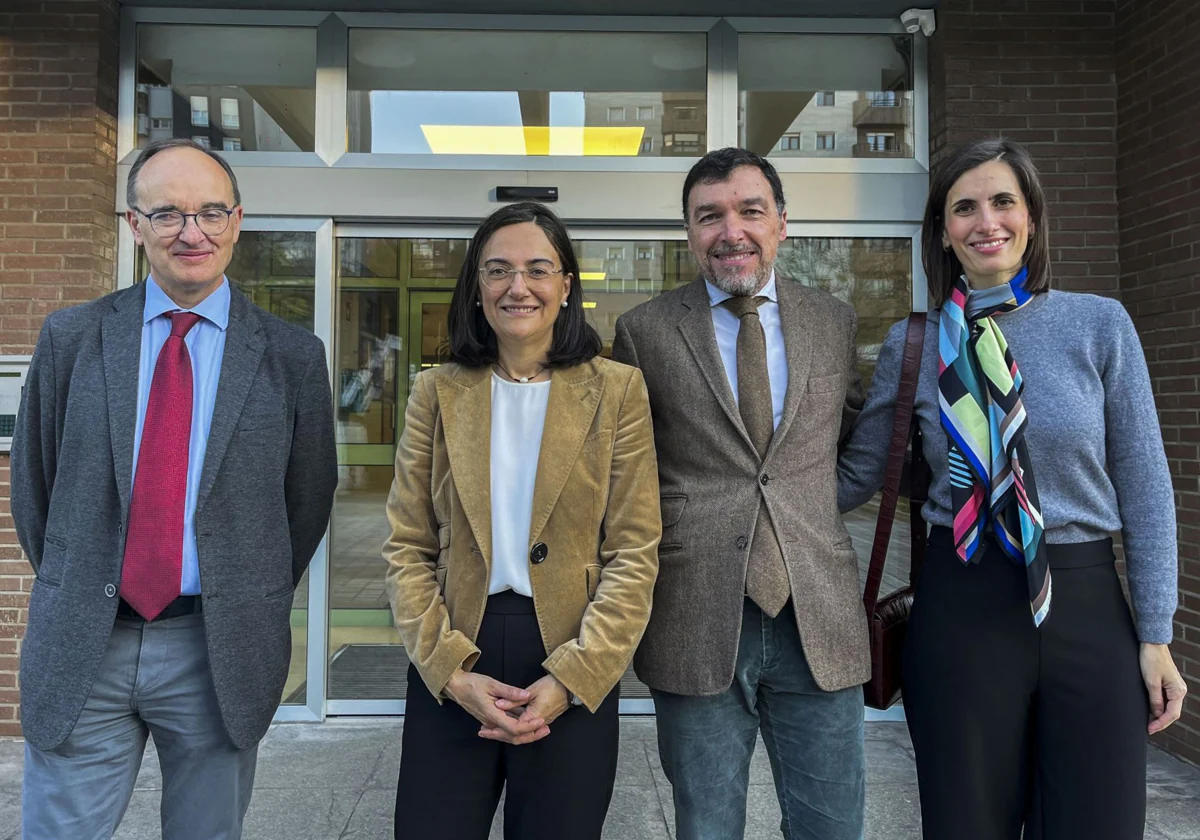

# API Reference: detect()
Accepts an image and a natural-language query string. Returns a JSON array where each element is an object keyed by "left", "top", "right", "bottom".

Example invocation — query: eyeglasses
[
  {"left": 133, "top": 207, "right": 237, "bottom": 237},
  {"left": 478, "top": 265, "right": 565, "bottom": 290}
]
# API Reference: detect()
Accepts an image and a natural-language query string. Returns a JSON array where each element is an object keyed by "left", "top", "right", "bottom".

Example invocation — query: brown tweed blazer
[{"left": 613, "top": 276, "right": 869, "bottom": 696}]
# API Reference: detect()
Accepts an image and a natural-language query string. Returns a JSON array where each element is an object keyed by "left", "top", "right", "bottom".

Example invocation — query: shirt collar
[
  {"left": 143, "top": 276, "right": 231, "bottom": 331},
  {"left": 706, "top": 271, "right": 778, "bottom": 308}
]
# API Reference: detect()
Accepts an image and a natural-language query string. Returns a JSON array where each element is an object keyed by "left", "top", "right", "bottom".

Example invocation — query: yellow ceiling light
[
  {"left": 420, "top": 125, "right": 646, "bottom": 156},
  {"left": 579, "top": 272, "right": 607, "bottom": 281}
]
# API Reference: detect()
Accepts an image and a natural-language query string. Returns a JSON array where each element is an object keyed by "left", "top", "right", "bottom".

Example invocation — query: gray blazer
[
  {"left": 12, "top": 282, "right": 338, "bottom": 751},
  {"left": 613, "top": 276, "right": 869, "bottom": 696}
]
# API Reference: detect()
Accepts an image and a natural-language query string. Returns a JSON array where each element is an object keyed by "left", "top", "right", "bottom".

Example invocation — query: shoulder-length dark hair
[
  {"left": 922, "top": 138, "right": 1051, "bottom": 308},
  {"left": 447, "top": 201, "right": 602, "bottom": 368}
]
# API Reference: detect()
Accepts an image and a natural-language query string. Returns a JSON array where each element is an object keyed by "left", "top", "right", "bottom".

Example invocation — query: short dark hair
[
  {"left": 922, "top": 138, "right": 1050, "bottom": 308},
  {"left": 447, "top": 201, "right": 602, "bottom": 368},
  {"left": 126, "top": 138, "right": 242, "bottom": 209},
  {"left": 682, "top": 147, "right": 786, "bottom": 222}
]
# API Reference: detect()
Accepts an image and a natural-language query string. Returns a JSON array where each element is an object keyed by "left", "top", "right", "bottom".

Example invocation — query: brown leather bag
[{"left": 862, "top": 313, "right": 930, "bottom": 711}]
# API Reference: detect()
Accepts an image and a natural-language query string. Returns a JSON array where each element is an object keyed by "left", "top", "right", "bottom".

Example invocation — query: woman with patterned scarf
[{"left": 838, "top": 138, "right": 1185, "bottom": 840}]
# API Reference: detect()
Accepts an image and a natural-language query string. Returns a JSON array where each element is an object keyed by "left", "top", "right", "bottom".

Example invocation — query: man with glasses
[{"left": 12, "top": 138, "right": 338, "bottom": 839}]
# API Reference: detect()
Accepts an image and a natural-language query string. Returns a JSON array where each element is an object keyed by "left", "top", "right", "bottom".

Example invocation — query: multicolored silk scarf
[{"left": 938, "top": 267, "right": 1051, "bottom": 626}]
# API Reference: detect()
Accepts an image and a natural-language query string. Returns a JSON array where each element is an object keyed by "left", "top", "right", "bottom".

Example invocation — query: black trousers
[
  {"left": 394, "top": 591, "right": 620, "bottom": 840},
  {"left": 902, "top": 527, "right": 1148, "bottom": 840}
]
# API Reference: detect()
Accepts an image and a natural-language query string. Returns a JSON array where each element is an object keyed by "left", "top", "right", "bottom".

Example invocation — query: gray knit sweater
[{"left": 838, "top": 290, "right": 1178, "bottom": 644}]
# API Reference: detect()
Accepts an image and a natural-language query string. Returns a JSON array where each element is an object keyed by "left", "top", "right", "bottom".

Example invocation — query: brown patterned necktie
[{"left": 722, "top": 295, "right": 790, "bottom": 617}]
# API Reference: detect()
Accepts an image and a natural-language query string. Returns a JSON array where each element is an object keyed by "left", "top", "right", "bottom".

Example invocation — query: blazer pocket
[
  {"left": 659, "top": 494, "right": 687, "bottom": 556},
  {"left": 660, "top": 495, "right": 687, "bottom": 528},
  {"left": 585, "top": 564, "right": 602, "bottom": 600},
  {"left": 43, "top": 533, "right": 67, "bottom": 550},
  {"left": 807, "top": 373, "right": 846, "bottom": 394},
  {"left": 37, "top": 540, "right": 66, "bottom": 587}
]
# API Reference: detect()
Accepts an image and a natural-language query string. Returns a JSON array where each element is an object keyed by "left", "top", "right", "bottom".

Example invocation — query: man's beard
[{"left": 701, "top": 249, "right": 773, "bottom": 297}]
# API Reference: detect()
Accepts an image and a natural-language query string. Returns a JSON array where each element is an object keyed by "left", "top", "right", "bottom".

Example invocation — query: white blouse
[{"left": 488, "top": 374, "right": 552, "bottom": 596}]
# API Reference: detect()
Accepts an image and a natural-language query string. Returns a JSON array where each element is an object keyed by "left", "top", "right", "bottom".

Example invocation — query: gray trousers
[{"left": 22, "top": 612, "right": 259, "bottom": 840}]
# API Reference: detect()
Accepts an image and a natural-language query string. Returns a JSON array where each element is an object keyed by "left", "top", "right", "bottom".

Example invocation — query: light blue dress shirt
[
  {"left": 706, "top": 272, "right": 789, "bottom": 431},
  {"left": 132, "top": 277, "right": 230, "bottom": 596}
]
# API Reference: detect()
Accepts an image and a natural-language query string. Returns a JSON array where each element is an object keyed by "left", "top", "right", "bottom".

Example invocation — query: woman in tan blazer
[{"left": 384, "top": 201, "right": 661, "bottom": 840}]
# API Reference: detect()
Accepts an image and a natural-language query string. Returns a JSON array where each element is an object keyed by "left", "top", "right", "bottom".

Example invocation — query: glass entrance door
[
  {"left": 327, "top": 236, "right": 460, "bottom": 710},
  {"left": 323, "top": 227, "right": 917, "bottom": 714}
]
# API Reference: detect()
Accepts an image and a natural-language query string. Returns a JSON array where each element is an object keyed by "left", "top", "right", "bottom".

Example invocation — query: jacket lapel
[
  {"left": 196, "top": 288, "right": 266, "bottom": 515},
  {"left": 437, "top": 366, "right": 493, "bottom": 566},
  {"left": 528, "top": 364, "right": 603, "bottom": 544},
  {"left": 102, "top": 283, "right": 148, "bottom": 516},
  {"left": 676, "top": 278, "right": 756, "bottom": 453},
  {"left": 767, "top": 277, "right": 813, "bottom": 459}
]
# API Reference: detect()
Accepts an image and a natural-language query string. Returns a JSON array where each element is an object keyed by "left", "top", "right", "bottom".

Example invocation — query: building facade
[{"left": 1, "top": 0, "right": 1198, "bottom": 764}]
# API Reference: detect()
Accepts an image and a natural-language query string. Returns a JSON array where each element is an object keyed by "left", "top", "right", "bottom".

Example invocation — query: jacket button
[
  {"left": 760, "top": 474, "right": 770, "bottom": 485},
  {"left": 736, "top": 536, "right": 748, "bottom": 550},
  {"left": 529, "top": 542, "right": 548, "bottom": 564},
  {"left": 104, "top": 584, "right": 117, "bottom": 598}
]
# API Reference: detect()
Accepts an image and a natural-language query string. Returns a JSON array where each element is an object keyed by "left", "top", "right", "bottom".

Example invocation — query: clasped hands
[{"left": 444, "top": 669, "right": 571, "bottom": 745}]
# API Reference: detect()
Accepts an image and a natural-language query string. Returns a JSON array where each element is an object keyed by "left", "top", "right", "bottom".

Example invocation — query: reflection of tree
[
  {"left": 225, "top": 232, "right": 316, "bottom": 331},
  {"left": 775, "top": 238, "right": 911, "bottom": 388}
]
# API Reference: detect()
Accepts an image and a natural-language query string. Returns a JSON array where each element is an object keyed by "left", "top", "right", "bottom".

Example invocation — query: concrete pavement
[{"left": 0, "top": 718, "right": 1197, "bottom": 839}]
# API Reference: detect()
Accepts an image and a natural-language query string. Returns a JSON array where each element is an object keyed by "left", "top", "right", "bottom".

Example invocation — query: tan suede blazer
[{"left": 383, "top": 357, "right": 661, "bottom": 712}]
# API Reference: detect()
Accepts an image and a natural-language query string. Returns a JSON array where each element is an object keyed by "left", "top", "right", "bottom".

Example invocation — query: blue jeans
[{"left": 652, "top": 599, "right": 865, "bottom": 840}]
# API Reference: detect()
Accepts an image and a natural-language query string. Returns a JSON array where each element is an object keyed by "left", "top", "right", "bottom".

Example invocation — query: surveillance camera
[{"left": 901, "top": 8, "right": 936, "bottom": 37}]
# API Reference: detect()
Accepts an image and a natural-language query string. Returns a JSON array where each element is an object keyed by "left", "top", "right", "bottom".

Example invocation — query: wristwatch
[{"left": 567, "top": 690, "right": 584, "bottom": 707}]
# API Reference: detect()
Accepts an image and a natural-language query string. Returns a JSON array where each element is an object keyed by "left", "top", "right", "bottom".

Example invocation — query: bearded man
[{"left": 613, "top": 147, "right": 868, "bottom": 840}]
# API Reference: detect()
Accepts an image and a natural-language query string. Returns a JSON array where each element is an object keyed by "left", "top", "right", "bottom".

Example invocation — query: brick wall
[
  {"left": 930, "top": 0, "right": 1121, "bottom": 298},
  {"left": 0, "top": 0, "right": 120, "bottom": 735},
  {"left": 1115, "top": 0, "right": 1200, "bottom": 766}
]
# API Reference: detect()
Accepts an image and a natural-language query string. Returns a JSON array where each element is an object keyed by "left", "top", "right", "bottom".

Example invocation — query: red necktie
[{"left": 120, "top": 311, "right": 202, "bottom": 621}]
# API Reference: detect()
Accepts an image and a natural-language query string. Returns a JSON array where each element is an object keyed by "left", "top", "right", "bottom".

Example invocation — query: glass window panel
[
  {"left": 224, "top": 231, "right": 316, "bottom": 330},
  {"left": 738, "top": 34, "right": 915, "bottom": 160},
  {"left": 136, "top": 25, "right": 316, "bottom": 152},
  {"left": 189, "top": 95, "right": 208, "bottom": 127},
  {"left": 347, "top": 29, "right": 707, "bottom": 157},
  {"left": 220, "top": 97, "right": 241, "bottom": 130},
  {"left": 774, "top": 237, "right": 911, "bottom": 392}
]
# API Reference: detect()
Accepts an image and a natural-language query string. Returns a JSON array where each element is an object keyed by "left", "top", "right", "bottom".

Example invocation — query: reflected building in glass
[{"left": 739, "top": 33, "right": 914, "bottom": 160}]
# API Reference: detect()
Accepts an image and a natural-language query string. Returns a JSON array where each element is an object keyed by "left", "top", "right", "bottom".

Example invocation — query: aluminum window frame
[
  {"left": 783, "top": 221, "right": 927, "bottom": 313},
  {"left": 118, "top": 8, "right": 928, "bottom": 174},
  {"left": 726, "top": 17, "right": 931, "bottom": 175}
]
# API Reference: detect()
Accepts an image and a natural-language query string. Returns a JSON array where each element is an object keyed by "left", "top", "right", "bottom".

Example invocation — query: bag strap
[{"left": 862, "top": 312, "right": 927, "bottom": 616}]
